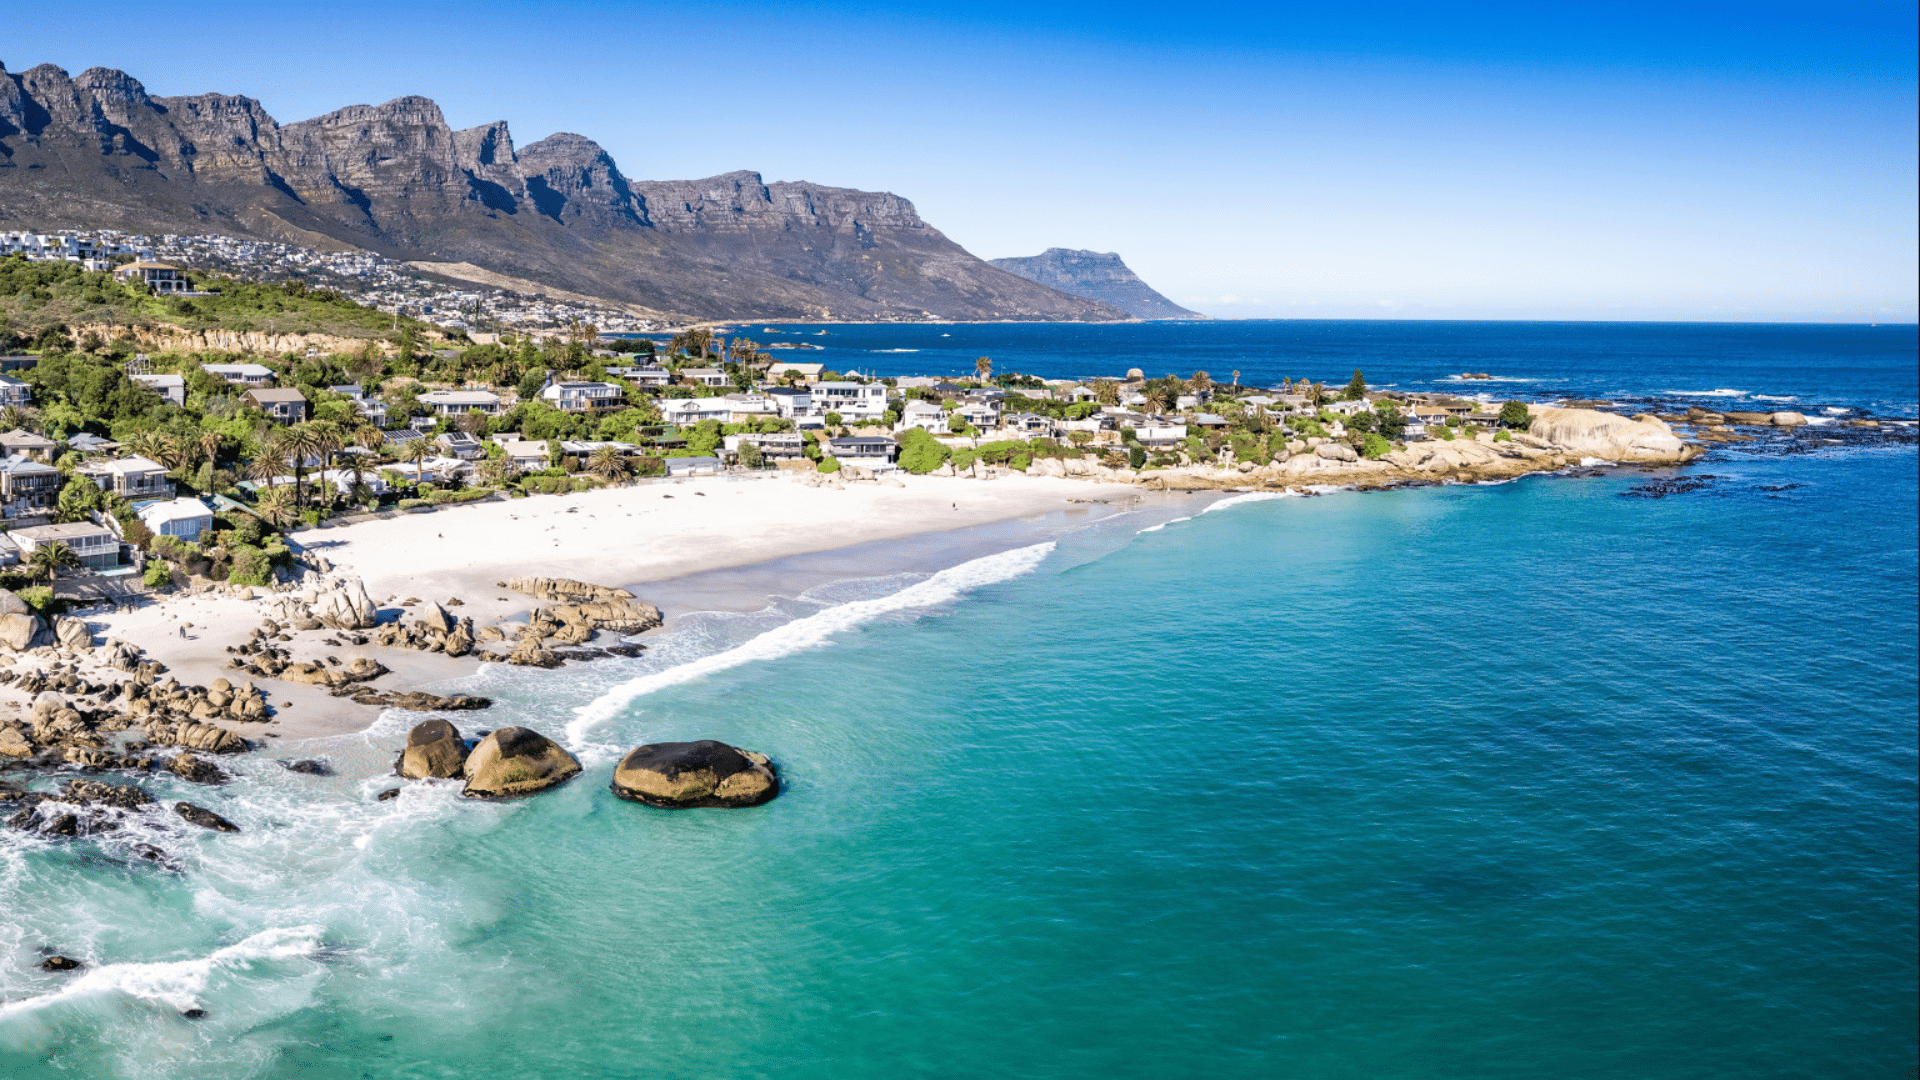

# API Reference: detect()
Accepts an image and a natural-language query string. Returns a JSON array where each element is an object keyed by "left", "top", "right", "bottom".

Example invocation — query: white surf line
[
  {"left": 563, "top": 542, "right": 1057, "bottom": 748},
  {"left": 0, "top": 926, "right": 325, "bottom": 1019}
]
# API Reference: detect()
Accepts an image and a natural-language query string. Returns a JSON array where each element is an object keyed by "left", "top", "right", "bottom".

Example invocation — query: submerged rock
[
  {"left": 461, "top": 727, "right": 580, "bottom": 799},
  {"left": 610, "top": 740, "right": 780, "bottom": 809},
  {"left": 284, "top": 759, "right": 332, "bottom": 776},
  {"left": 166, "top": 753, "right": 231, "bottom": 785},
  {"left": 173, "top": 802, "right": 239, "bottom": 832},
  {"left": 40, "top": 955, "right": 82, "bottom": 972},
  {"left": 398, "top": 719, "right": 467, "bottom": 780}
]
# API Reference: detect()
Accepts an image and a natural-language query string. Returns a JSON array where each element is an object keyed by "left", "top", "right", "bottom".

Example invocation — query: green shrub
[
  {"left": 17, "top": 586, "right": 54, "bottom": 616},
  {"left": 1128, "top": 446, "right": 1146, "bottom": 469},
  {"left": 1494, "top": 430, "right": 1512, "bottom": 443},
  {"left": 228, "top": 544, "right": 272, "bottom": 587},
  {"left": 142, "top": 562, "right": 171, "bottom": 588},
  {"left": 816, "top": 457, "right": 841, "bottom": 474},
  {"left": 397, "top": 497, "right": 432, "bottom": 509},
  {"left": 1362, "top": 433, "right": 1392, "bottom": 459},
  {"left": 895, "top": 427, "right": 951, "bottom": 474}
]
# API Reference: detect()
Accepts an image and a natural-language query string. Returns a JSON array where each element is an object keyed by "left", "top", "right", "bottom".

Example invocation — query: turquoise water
[{"left": 0, "top": 325, "right": 1914, "bottom": 1078}]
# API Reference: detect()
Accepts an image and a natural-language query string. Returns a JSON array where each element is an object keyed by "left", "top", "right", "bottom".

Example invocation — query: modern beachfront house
[
  {"left": 825, "top": 436, "right": 898, "bottom": 466},
  {"left": 540, "top": 381, "right": 625, "bottom": 413},
  {"left": 812, "top": 382, "right": 889, "bottom": 423},
  {"left": 138, "top": 497, "right": 215, "bottom": 543},
  {"left": 76, "top": 455, "right": 174, "bottom": 500},
  {"left": 11, "top": 521, "right": 121, "bottom": 571}
]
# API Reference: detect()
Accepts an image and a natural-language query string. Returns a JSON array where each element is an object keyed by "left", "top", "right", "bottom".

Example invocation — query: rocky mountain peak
[{"left": 990, "top": 248, "right": 1203, "bottom": 320}]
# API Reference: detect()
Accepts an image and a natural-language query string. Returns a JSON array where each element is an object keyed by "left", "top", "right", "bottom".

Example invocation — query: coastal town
[{"left": 0, "top": 232, "right": 1902, "bottom": 833}]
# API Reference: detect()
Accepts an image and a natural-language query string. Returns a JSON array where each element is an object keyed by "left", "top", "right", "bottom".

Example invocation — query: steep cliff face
[
  {"left": 990, "top": 248, "right": 1202, "bottom": 320},
  {"left": 0, "top": 61, "right": 1124, "bottom": 323}
]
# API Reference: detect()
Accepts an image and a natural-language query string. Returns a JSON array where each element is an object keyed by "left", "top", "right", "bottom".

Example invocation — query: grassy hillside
[{"left": 0, "top": 255, "right": 444, "bottom": 351}]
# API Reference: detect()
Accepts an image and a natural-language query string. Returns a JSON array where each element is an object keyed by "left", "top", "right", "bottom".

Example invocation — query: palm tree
[
  {"left": 244, "top": 448, "right": 281, "bottom": 489},
  {"left": 586, "top": 446, "right": 632, "bottom": 485},
  {"left": 975, "top": 356, "right": 993, "bottom": 382},
  {"left": 1231, "top": 370, "right": 1241, "bottom": 388},
  {"left": 1092, "top": 378, "right": 1119, "bottom": 407},
  {"left": 198, "top": 430, "right": 224, "bottom": 469},
  {"left": 28, "top": 540, "right": 80, "bottom": 582},
  {"left": 253, "top": 484, "right": 297, "bottom": 530},
  {"left": 1190, "top": 371, "right": 1213, "bottom": 396},
  {"left": 276, "top": 424, "right": 323, "bottom": 508},
  {"left": 402, "top": 439, "right": 432, "bottom": 484},
  {"left": 1147, "top": 379, "right": 1182, "bottom": 416},
  {"left": 306, "top": 421, "right": 344, "bottom": 510}
]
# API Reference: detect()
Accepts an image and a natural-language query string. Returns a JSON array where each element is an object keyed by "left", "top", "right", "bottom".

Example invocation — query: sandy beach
[{"left": 55, "top": 473, "right": 1122, "bottom": 739}]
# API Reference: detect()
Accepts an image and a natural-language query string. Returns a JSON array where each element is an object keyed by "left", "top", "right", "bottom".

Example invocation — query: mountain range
[
  {"left": 0, "top": 61, "right": 1137, "bottom": 324},
  {"left": 990, "top": 249, "right": 1204, "bottom": 320}
]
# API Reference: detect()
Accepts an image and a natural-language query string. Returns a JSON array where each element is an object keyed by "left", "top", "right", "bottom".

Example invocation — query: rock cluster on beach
[{"left": 390, "top": 719, "right": 582, "bottom": 799}]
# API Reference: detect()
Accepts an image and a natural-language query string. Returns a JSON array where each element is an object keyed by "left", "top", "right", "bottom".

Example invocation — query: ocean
[{"left": 2, "top": 321, "right": 1914, "bottom": 1078}]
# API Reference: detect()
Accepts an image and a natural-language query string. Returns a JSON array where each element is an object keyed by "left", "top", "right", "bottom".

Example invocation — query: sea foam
[{"left": 563, "top": 542, "right": 1056, "bottom": 750}]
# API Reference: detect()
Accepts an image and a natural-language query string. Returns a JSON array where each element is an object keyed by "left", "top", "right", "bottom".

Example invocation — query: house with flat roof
[
  {"left": 1132, "top": 423, "right": 1188, "bottom": 447},
  {"left": 243, "top": 387, "right": 309, "bottom": 424},
  {"left": 813, "top": 382, "right": 889, "bottom": 423},
  {"left": 826, "top": 436, "right": 898, "bottom": 465},
  {"left": 767, "top": 362, "right": 824, "bottom": 382},
  {"left": 678, "top": 367, "right": 730, "bottom": 388},
  {"left": 138, "top": 497, "right": 214, "bottom": 543},
  {"left": 0, "top": 374, "right": 29, "bottom": 409},
  {"left": 665, "top": 456, "right": 723, "bottom": 476},
  {"left": 76, "top": 455, "right": 173, "bottom": 500},
  {"left": 203, "top": 363, "right": 274, "bottom": 386},
  {"left": 609, "top": 364, "right": 670, "bottom": 388},
  {"left": 330, "top": 384, "right": 389, "bottom": 427},
  {"left": 0, "top": 429, "right": 58, "bottom": 463},
  {"left": 417, "top": 389, "right": 505, "bottom": 416},
  {"left": 723, "top": 432, "right": 805, "bottom": 461},
  {"left": 133, "top": 373, "right": 186, "bottom": 406},
  {"left": 540, "top": 381, "right": 624, "bottom": 413},
  {"left": 11, "top": 521, "right": 121, "bottom": 571},
  {"left": 436, "top": 432, "right": 486, "bottom": 460},
  {"left": 0, "top": 457, "right": 61, "bottom": 517}
]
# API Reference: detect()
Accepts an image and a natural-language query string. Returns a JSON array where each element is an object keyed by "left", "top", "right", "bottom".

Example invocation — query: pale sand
[{"left": 70, "top": 473, "right": 1123, "bottom": 740}]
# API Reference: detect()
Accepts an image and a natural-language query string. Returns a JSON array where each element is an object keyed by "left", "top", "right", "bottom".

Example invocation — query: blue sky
[{"left": 9, "top": 1, "right": 1916, "bottom": 320}]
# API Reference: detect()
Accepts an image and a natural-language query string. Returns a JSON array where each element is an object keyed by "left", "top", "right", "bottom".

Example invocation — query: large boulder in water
[
  {"left": 610, "top": 741, "right": 779, "bottom": 808},
  {"left": 1527, "top": 407, "right": 1691, "bottom": 462},
  {"left": 461, "top": 727, "right": 580, "bottom": 798},
  {"left": 398, "top": 718, "right": 468, "bottom": 779}
]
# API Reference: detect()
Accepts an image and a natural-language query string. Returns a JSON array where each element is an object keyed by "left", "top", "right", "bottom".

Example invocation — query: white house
[
  {"left": 811, "top": 382, "right": 889, "bottom": 423},
  {"left": 495, "top": 440, "right": 553, "bottom": 470},
  {"left": 203, "top": 363, "right": 274, "bottom": 386},
  {"left": 541, "top": 381, "right": 624, "bottom": 413},
  {"left": 138, "top": 497, "right": 214, "bottom": 543},
  {"left": 133, "top": 373, "right": 186, "bottom": 406},
  {"left": 418, "top": 389, "right": 505, "bottom": 417},
  {"left": 895, "top": 400, "right": 948, "bottom": 433},
  {"left": 1133, "top": 423, "right": 1188, "bottom": 447},
  {"left": 0, "top": 374, "right": 29, "bottom": 409},
  {"left": 660, "top": 398, "right": 735, "bottom": 426},
  {"left": 766, "top": 362, "right": 824, "bottom": 382},
  {"left": 678, "top": 367, "right": 730, "bottom": 388},
  {"left": 721, "top": 393, "right": 778, "bottom": 421},
  {"left": 12, "top": 521, "right": 120, "bottom": 571}
]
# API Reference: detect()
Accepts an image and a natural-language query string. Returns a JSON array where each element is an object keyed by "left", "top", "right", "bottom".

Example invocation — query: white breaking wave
[
  {"left": 563, "top": 542, "right": 1056, "bottom": 748},
  {"left": 870, "top": 348, "right": 920, "bottom": 353},
  {"left": 1753, "top": 395, "right": 1798, "bottom": 402},
  {"left": 0, "top": 926, "right": 324, "bottom": 1019},
  {"left": 1663, "top": 388, "right": 1747, "bottom": 397},
  {"left": 1136, "top": 516, "right": 1192, "bottom": 534},
  {"left": 1824, "top": 407, "right": 1850, "bottom": 415},
  {"left": 1579, "top": 457, "right": 1619, "bottom": 467},
  {"left": 1201, "top": 492, "right": 1295, "bottom": 515}
]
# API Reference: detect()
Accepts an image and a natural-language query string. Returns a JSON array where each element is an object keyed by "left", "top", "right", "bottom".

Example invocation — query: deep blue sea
[{"left": 1, "top": 322, "right": 1913, "bottom": 1079}]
